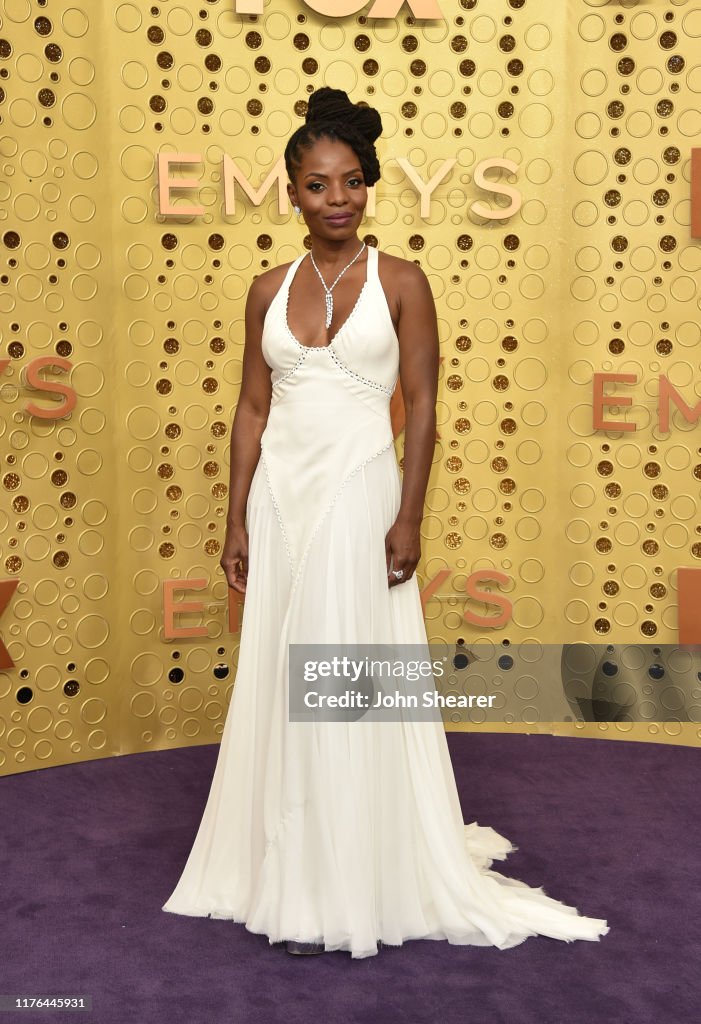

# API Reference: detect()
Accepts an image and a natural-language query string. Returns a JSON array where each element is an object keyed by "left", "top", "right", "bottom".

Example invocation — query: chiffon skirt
[{"left": 162, "top": 447, "right": 610, "bottom": 958}]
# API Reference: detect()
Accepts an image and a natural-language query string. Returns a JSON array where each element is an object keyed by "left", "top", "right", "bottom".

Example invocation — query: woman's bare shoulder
[
  {"left": 248, "top": 260, "right": 295, "bottom": 306},
  {"left": 376, "top": 248, "right": 428, "bottom": 286}
]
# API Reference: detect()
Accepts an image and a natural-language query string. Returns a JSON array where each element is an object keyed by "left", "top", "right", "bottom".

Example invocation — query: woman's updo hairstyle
[{"left": 284, "top": 86, "right": 383, "bottom": 188}]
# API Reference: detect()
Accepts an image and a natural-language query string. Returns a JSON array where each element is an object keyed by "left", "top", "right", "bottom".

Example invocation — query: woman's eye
[{"left": 307, "top": 179, "right": 363, "bottom": 191}]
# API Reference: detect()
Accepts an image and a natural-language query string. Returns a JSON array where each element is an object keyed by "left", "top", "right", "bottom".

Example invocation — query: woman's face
[{"left": 287, "top": 136, "right": 368, "bottom": 241}]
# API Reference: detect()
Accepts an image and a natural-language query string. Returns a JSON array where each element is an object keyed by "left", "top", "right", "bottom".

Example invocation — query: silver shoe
[
  {"left": 285, "top": 938, "right": 385, "bottom": 954},
  {"left": 286, "top": 939, "right": 326, "bottom": 955}
]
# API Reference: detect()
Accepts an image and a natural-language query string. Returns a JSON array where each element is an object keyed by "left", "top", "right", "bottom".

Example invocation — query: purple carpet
[{"left": 3, "top": 733, "right": 698, "bottom": 1024}]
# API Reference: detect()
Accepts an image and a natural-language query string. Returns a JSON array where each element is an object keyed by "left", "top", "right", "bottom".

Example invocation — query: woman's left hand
[{"left": 385, "top": 518, "right": 421, "bottom": 588}]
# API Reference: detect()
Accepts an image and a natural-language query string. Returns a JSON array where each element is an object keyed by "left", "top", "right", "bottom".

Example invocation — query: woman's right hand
[{"left": 220, "top": 524, "right": 249, "bottom": 593}]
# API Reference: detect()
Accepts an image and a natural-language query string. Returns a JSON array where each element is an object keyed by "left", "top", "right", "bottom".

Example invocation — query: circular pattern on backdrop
[{"left": 0, "top": 1, "right": 696, "bottom": 763}]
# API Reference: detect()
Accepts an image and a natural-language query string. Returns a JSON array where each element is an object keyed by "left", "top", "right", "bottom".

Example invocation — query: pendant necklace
[{"left": 309, "top": 242, "right": 367, "bottom": 329}]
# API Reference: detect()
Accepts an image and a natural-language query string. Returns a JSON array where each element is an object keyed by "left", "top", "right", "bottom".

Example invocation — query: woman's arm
[
  {"left": 221, "top": 275, "right": 274, "bottom": 592},
  {"left": 385, "top": 261, "right": 439, "bottom": 588}
]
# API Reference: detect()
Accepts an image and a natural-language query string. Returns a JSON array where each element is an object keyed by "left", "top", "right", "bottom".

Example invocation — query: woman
[{"left": 162, "top": 87, "right": 610, "bottom": 958}]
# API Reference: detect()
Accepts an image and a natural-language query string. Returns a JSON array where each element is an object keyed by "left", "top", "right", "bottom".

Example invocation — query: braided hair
[{"left": 284, "top": 87, "right": 383, "bottom": 187}]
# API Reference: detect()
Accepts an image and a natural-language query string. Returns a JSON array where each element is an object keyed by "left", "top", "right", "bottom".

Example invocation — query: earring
[{"left": 293, "top": 205, "right": 301, "bottom": 215}]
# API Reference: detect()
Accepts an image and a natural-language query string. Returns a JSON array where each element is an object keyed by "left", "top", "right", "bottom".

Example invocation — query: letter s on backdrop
[{"left": 463, "top": 570, "right": 513, "bottom": 628}]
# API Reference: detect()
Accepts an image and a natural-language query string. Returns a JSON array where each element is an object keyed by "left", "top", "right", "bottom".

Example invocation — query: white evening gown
[{"left": 162, "top": 245, "right": 610, "bottom": 958}]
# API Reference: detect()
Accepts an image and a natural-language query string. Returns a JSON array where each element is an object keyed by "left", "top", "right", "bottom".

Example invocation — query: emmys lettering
[
  {"left": 157, "top": 153, "right": 523, "bottom": 223},
  {"left": 234, "top": 0, "right": 444, "bottom": 20},
  {"left": 160, "top": 571, "right": 515, "bottom": 642},
  {"left": 157, "top": 149, "right": 701, "bottom": 236},
  {"left": 0, "top": 566, "right": 519, "bottom": 670},
  {"left": 592, "top": 374, "right": 701, "bottom": 433}
]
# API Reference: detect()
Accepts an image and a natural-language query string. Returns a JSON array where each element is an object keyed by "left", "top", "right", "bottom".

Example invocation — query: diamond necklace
[{"left": 309, "top": 242, "right": 367, "bottom": 329}]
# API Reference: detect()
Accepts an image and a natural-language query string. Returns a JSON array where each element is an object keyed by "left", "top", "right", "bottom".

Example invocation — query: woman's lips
[{"left": 325, "top": 213, "right": 353, "bottom": 223}]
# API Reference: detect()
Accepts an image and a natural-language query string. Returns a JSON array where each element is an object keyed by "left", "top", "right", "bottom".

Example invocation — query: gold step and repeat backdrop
[{"left": 2, "top": 0, "right": 701, "bottom": 775}]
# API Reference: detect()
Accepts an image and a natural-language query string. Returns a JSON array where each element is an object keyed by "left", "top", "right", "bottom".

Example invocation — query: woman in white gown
[{"left": 162, "top": 87, "right": 610, "bottom": 958}]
